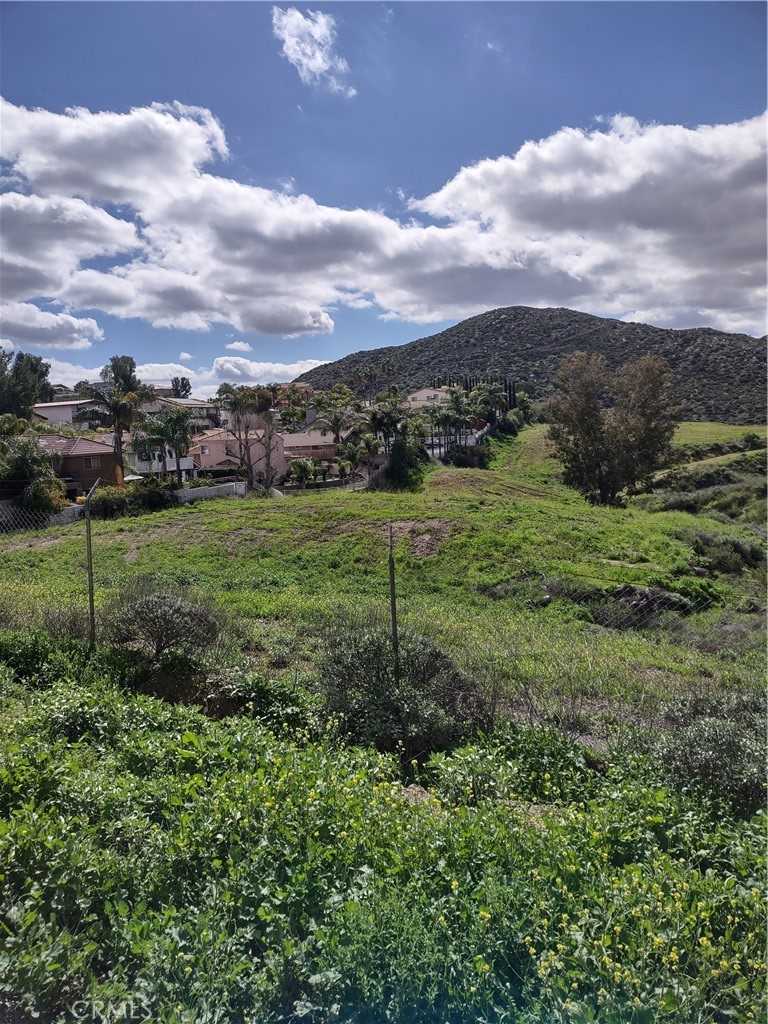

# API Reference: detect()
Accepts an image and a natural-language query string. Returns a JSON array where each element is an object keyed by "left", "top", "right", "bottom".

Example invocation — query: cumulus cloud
[
  {"left": 1, "top": 97, "right": 765, "bottom": 349},
  {"left": 178, "top": 351, "right": 193, "bottom": 362},
  {"left": 225, "top": 340, "right": 253, "bottom": 352},
  {"left": 0, "top": 302, "right": 103, "bottom": 350},
  {"left": 0, "top": 191, "right": 139, "bottom": 301},
  {"left": 0, "top": 98, "right": 227, "bottom": 204},
  {"left": 44, "top": 354, "right": 327, "bottom": 395},
  {"left": 272, "top": 7, "right": 357, "bottom": 97}
]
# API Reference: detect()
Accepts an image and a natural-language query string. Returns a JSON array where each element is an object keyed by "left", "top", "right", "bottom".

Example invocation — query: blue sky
[{"left": 0, "top": 2, "right": 765, "bottom": 391}]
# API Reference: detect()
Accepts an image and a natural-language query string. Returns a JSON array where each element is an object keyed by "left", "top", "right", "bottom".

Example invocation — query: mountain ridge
[{"left": 294, "top": 306, "right": 766, "bottom": 423}]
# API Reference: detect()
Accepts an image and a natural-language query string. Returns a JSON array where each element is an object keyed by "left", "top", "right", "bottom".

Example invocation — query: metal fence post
[
  {"left": 388, "top": 524, "right": 400, "bottom": 683},
  {"left": 84, "top": 478, "right": 100, "bottom": 652}
]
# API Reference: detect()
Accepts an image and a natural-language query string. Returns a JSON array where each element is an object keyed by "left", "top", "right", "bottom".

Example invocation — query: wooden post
[
  {"left": 84, "top": 478, "right": 100, "bottom": 652},
  {"left": 388, "top": 524, "right": 399, "bottom": 683}
]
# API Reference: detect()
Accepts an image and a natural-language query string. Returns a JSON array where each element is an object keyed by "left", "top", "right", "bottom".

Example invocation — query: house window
[
  {"left": 201, "top": 445, "right": 209, "bottom": 455},
  {"left": 82, "top": 456, "right": 99, "bottom": 470}
]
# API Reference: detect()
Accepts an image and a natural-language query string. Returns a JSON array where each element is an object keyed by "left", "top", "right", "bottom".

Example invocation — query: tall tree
[
  {"left": 548, "top": 351, "right": 678, "bottom": 505},
  {"left": 135, "top": 408, "right": 195, "bottom": 486},
  {"left": 226, "top": 385, "right": 280, "bottom": 491},
  {"left": 171, "top": 376, "right": 192, "bottom": 399},
  {"left": 609, "top": 356, "right": 678, "bottom": 490},
  {"left": 77, "top": 356, "right": 154, "bottom": 484},
  {"left": 0, "top": 351, "right": 54, "bottom": 418},
  {"left": 100, "top": 355, "right": 141, "bottom": 392}
]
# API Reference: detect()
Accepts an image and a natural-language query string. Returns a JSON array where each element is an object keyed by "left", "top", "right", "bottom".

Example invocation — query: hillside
[
  {"left": 0, "top": 421, "right": 765, "bottom": 1021},
  {"left": 296, "top": 306, "right": 766, "bottom": 422}
]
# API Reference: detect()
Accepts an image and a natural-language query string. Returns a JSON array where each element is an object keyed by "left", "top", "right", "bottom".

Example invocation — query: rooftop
[
  {"left": 32, "top": 399, "right": 97, "bottom": 408},
  {"left": 37, "top": 435, "right": 115, "bottom": 457}
]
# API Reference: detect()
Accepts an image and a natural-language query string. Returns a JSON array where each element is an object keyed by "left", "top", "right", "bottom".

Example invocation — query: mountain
[{"left": 295, "top": 306, "right": 766, "bottom": 423}]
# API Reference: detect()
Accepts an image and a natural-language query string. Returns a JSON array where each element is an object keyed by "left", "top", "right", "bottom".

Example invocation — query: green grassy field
[
  {"left": 0, "top": 423, "right": 764, "bottom": 712},
  {"left": 672, "top": 421, "right": 765, "bottom": 446},
  {"left": 1, "top": 422, "right": 765, "bottom": 1023}
]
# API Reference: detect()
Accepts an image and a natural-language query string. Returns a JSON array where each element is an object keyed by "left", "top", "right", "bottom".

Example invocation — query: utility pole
[
  {"left": 84, "top": 478, "right": 100, "bottom": 652},
  {"left": 388, "top": 524, "right": 400, "bottom": 683}
]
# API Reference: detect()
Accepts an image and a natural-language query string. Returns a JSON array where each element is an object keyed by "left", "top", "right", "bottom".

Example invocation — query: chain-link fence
[
  {"left": 0, "top": 501, "right": 83, "bottom": 534},
  {"left": 482, "top": 569, "right": 727, "bottom": 631}
]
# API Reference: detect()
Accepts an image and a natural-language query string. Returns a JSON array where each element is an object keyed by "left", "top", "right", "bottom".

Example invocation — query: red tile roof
[{"left": 37, "top": 435, "right": 115, "bottom": 457}]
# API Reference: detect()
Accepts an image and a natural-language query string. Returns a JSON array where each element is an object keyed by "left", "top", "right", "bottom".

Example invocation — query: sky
[{"left": 0, "top": 1, "right": 765, "bottom": 395}]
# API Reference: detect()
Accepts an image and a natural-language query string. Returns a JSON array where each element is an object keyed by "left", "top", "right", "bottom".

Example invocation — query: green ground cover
[
  {"left": 0, "top": 423, "right": 765, "bottom": 1021},
  {"left": 672, "top": 422, "right": 765, "bottom": 446}
]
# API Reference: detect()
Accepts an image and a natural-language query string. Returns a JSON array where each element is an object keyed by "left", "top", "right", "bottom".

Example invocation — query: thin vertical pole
[
  {"left": 388, "top": 524, "right": 399, "bottom": 683},
  {"left": 84, "top": 478, "right": 100, "bottom": 652}
]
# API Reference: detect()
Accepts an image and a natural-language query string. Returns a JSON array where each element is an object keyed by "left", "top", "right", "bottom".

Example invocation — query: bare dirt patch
[
  {"left": 385, "top": 519, "right": 454, "bottom": 556},
  {"left": 333, "top": 518, "right": 454, "bottom": 556}
]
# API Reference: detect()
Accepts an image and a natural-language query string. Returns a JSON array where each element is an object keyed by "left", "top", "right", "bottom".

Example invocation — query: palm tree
[
  {"left": 290, "top": 458, "right": 313, "bottom": 488},
  {"left": 164, "top": 408, "right": 195, "bottom": 486},
  {"left": 470, "top": 381, "right": 508, "bottom": 427},
  {"left": 133, "top": 415, "right": 170, "bottom": 477},
  {"left": 316, "top": 406, "right": 363, "bottom": 444},
  {"left": 76, "top": 387, "right": 152, "bottom": 484}
]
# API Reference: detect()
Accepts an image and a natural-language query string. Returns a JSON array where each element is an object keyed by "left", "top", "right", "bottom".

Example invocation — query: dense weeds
[{"left": 0, "top": 613, "right": 765, "bottom": 1023}]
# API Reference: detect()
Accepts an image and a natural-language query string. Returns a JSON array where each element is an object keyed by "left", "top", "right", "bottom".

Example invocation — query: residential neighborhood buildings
[
  {"left": 31, "top": 398, "right": 100, "bottom": 424},
  {"left": 189, "top": 428, "right": 288, "bottom": 481},
  {"left": 36, "top": 436, "right": 119, "bottom": 494},
  {"left": 403, "top": 387, "right": 451, "bottom": 411}
]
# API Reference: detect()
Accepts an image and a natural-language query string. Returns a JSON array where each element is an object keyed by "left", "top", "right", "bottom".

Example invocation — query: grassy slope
[
  {"left": 672, "top": 422, "right": 765, "bottom": 446},
  {"left": 1, "top": 423, "right": 764, "bottom": 705}
]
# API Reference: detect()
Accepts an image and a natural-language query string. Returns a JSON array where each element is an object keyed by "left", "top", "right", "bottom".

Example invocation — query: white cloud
[
  {"left": 0, "top": 98, "right": 227, "bottom": 204},
  {"left": 0, "top": 191, "right": 139, "bottom": 301},
  {"left": 178, "top": 351, "right": 193, "bottom": 362},
  {"left": 225, "top": 340, "right": 253, "bottom": 352},
  {"left": 1, "top": 97, "right": 765, "bottom": 347},
  {"left": 0, "top": 302, "right": 103, "bottom": 350},
  {"left": 272, "top": 7, "right": 357, "bottom": 98}
]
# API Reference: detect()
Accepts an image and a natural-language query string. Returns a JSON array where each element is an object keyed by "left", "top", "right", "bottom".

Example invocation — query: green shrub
[
  {"left": 691, "top": 531, "right": 765, "bottom": 573},
  {"left": 316, "top": 622, "right": 488, "bottom": 760},
  {"left": 441, "top": 444, "right": 491, "bottom": 468},
  {"left": 381, "top": 437, "right": 428, "bottom": 491},
  {"left": 657, "top": 717, "right": 765, "bottom": 816},
  {"left": 90, "top": 480, "right": 179, "bottom": 519},
  {"left": 202, "top": 668, "right": 320, "bottom": 735},
  {"left": 428, "top": 723, "right": 599, "bottom": 806},
  {"left": 20, "top": 476, "right": 67, "bottom": 514},
  {"left": 103, "top": 577, "right": 222, "bottom": 661},
  {"left": 0, "top": 676, "right": 765, "bottom": 1024},
  {"left": 89, "top": 484, "right": 129, "bottom": 518}
]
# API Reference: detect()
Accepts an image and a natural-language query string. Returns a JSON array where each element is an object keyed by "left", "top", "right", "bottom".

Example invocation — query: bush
[
  {"left": 691, "top": 531, "right": 765, "bottom": 573},
  {"left": 381, "top": 438, "right": 428, "bottom": 491},
  {"left": 103, "top": 577, "right": 222, "bottom": 661},
  {"left": 657, "top": 717, "right": 765, "bottom": 816},
  {"left": 316, "top": 622, "right": 488, "bottom": 760},
  {"left": 130, "top": 477, "right": 179, "bottom": 511},
  {"left": 202, "top": 668, "right": 320, "bottom": 735},
  {"left": 89, "top": 485, "right": 130, "bottom": 518},
  {"left": 428, "top": 723, "right": 599, "bottom": 805},
  {"left": 20, "top": 476, "right": 67, "bottom": 514},
  {"left": 90, "top": 480, "right": 179, "bottom": 519},
  {"left": 441, "top": 444, "right": 490, "bottom": 468}
]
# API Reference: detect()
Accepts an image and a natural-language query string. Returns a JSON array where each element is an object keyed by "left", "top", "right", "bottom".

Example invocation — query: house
[
  {"left": 281, "top": 429, "right": 339, "bottom": 462},
  {"left": 140, "top": 396, "right": 222, "bottom": 431},
  {"left": 123, "top": 435, "right": 195, "bottom": 481},
  {"left": 403, "top": 387, "right": 451, "bottom": 411},
  {"left": 31, "top": 398, "right": 100, "bottom": 424},
  {"left": 189, "top": 428, "right": 288, "bottom": 482},
  {"left": 37, "top": 435, "right": 119, "bottom": 494}
]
